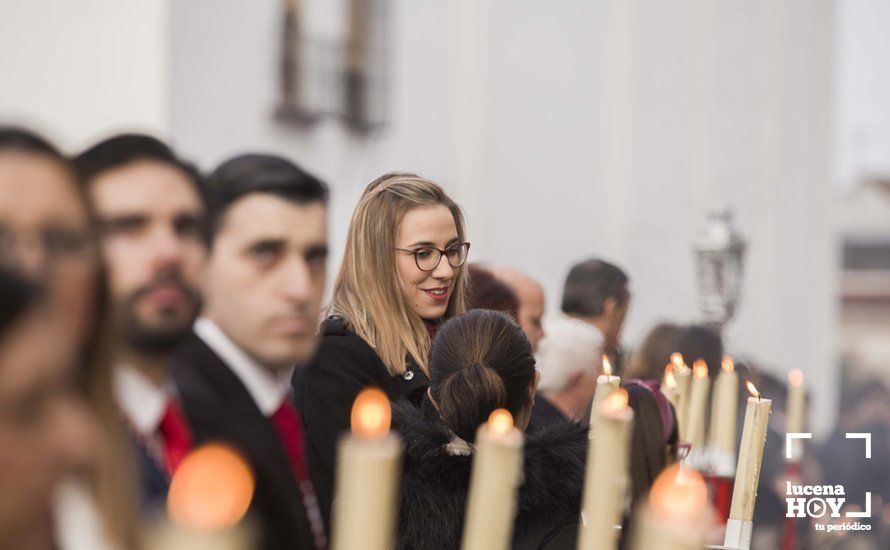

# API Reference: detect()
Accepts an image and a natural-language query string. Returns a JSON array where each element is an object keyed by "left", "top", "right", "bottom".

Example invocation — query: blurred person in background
[
  {"left": 490, "top": 266, "right": 547, "bottom": 352},
  {"left": 559, "top": 258, "right": 630, "bottom": 372},
  {"left": 677, "top": 324, "right": 724, "bottom": 379},
  {"left": 466, "top": 263, "right": 519, "bottom": 316},
  {"left": 529, "top": 315, "right": 602, "bottom": 430},
  {"left": 624, "top": 322, "right": 683, "bottom": 381},
  {"left": 0, "top": 267, "right": 99, "bottom": 550},
  {"left": 0, "top": 127, "right": 137, "bottom": 548},
  {"left": 297, "top": 173, "right": 469, "bottom": 528},
  {"left": 75, "top": 134, "right": 207, "bottom": 508},
  {"left": 175, "top": 153, "right": 330, "bottom": 550},
  {"left": 621, "top": 381, "right": 678, "bottom": 546}
]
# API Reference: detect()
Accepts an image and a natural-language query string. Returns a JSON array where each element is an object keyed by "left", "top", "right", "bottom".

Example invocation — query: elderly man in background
[
  {"left": 490, "top": 266, "right": 547, "bottom": 352},
  {"left": 528, "top": 314, "right": 603, "bottom": 430}
]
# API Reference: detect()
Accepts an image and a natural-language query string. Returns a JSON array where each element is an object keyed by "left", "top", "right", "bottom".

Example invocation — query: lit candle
[
  {"left": 148, "top": 444, "right": 257, "bottom": 550},
  {"left": 786, "top": 369, "right": 805, "bottom": 461},
  {"left": 630, "top": 464, "right": 712, "bottom": 550},
  {"left": 331, "top": 388, "right": 403, "bottom": 550},
  {"left": 670, "top": 353, "right": 692, "bottom": 441},
  {"left": 708, "top": 356, "right": 739, "bottom": 476},
  {"left": 462, "top": 409, "right": 524, "bottom": 550},
  {"left": 578, "top": 388, "right": 634, "bottom": 550},
  {"left": 661, "top": 364, "right": 679, "bottom": 411},
  {"left": 590, "top": 355, "right": 620, "bottom": 433},
  {"left": 724, "top": 381, "right": 772, "bottom": 549},
  {"left": 686, "top": 360, "right": 710, "bottom": 456}
]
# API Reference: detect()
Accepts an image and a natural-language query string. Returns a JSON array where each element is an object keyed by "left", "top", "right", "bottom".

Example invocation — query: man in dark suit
[
  {"left": 174, "top": 154, "right": 329, "bottom": 549},
  {"left": 75, "top": 135, "right": 206, "bottom": 507}
]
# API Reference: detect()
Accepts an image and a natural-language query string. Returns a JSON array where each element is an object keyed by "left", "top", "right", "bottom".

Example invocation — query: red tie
[
  {"left": 158, "top": 399, "right": 192, "bottom": 475},
  {"left": 270, "top": 399, "right": 327, "bottom": 549}
]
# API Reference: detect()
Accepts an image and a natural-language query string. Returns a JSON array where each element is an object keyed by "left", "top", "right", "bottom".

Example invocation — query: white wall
[
  {"left": 836, "top": 0, "right": 890, "bottom": 188},
  {"left": 170, "top": 0, "right": 838, "bottom": 432},
  {"left": 0, "top": 0, "right": 169, "bottom": 151}
]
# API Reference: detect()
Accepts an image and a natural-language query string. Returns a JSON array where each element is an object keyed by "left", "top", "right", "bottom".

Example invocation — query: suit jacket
[
  {"left": 174, "top": 332, "right": 316, "bottom": 550},
  {"left": 131, "top": 434, "right": 170, "bottom": 511},
  {"left": 293, "top": 316, "right": 430, "bottom": 529},
  {"left": 527, "top": 393, "right": 570, "bottom": 433}
]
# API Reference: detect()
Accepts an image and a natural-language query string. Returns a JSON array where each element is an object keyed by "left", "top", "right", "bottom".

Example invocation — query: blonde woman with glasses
[{"left": 294, "top": 173, "right": 470, "bottom": 526}]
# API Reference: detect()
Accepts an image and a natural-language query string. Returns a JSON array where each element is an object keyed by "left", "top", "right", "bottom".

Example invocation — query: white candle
[
  {"left": 685, "top": 360, "right": 710, "bottom": 460},
  {"left": 590, "top": 355, "right": 620, "bottom": 439},
  {"left": 786, "top": 369, "right": 806, "bottom": 461},
  {"left": 331, "top": 388, "right": 403, "bottom": 550},
  {"left": 724, "top": 382, "right": 772, "bottom": 549},
  {"left": 579, "top": 388, "right": 634, "bottom": 550},
  {"left": 461, "top": 409, "right": 524, "bottom": 550},
  {"left": 630, "top": 464, "right": 712, "bottom": 550},
  {"left": 670, "top": 353, "right": 692, "bottom": 441},
  {"left": 708, "top": 356, "right": 739, "bottom": 476},
  {"left": 153, "top": 444, "right": 257, "bottom": 550}
]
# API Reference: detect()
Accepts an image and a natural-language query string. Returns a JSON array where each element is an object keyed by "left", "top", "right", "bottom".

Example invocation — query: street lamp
[{"left": 693, "top": 209, "right": 747, "bottom": 331}]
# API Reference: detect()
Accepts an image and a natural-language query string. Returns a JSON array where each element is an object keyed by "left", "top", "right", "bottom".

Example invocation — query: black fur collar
[{"left": 393, "top": 401, "right": 588, "bottom": 550}]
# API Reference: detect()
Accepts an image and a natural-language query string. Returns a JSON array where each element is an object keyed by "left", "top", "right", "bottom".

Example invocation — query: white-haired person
[{"left": 528, "top": 314, "right": 603, "bottom": 431}]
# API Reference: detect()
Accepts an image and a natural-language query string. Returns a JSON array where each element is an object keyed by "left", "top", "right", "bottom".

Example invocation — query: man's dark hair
[
  {"left": 561, "top": 258, "right": 629, "bottom": 317},
  {"left": 0, "top": 126, "right": 68, "bottom": 163},
  {"left": 73, "top": 133, "right": 203, "bottom": 197},
  {"left": 205, "top": 153, "right": 329, "bottom": 244},
  {"left": 467, "top": 264, "right": 519, "bottom": 317}
]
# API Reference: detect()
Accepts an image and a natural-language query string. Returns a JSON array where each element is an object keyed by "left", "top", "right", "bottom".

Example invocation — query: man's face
[
  {"left": 89, "top": 161, "right": 206, "bottom": 353},
  {"left": 603, "top": 292, "right": 630, "bottom": 347},
  {"left": 516, "top": 282, "right": 546, "bottom": 353},
  {"left": 203, "top": 194, "right": 327, "bottom": 371}
]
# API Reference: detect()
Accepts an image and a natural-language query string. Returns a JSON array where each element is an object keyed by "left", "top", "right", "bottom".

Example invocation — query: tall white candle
[
  {"left": 708, "top": 356, "right": 739, "bottom": 476},
  {"left": 630, "top": 464, "right": 712, "bottom": 550},
  {"left": 590, "top": 355, "right": 620, "bottom": 439},
  {"left": 670, "top": 353, "right": 692, "bottom": 441},
  {"left": 685, "top": 360, "right": 710, "bottom": 460},
  {"left": 786, "top": 369, "right": 806, "bottom": 461},
  {"left": 579, "top": 388, "right": 634, "bottom": 550},
  {"left": 461, "top": 409, "right": 524, "bottom": 550},
  {"left": 724, "top": 382, "right": 772, "bottom": 549},
  {"left": 332, "top": 388, "right": 403, "bottom": 550},
  {"left": 154, "top": 444, "right": 257, "bottom": 550}
]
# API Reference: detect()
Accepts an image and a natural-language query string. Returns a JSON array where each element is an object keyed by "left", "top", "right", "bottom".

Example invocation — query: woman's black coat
[
  {"left": 293, "top": 316, "right": 430, "bottom": 527},
  {"left": 393, "top": 401, "right": 588, "bottom": 550}
]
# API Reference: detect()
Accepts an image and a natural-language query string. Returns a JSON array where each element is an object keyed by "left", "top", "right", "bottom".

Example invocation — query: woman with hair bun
[{"left": 394, "top": 309, "right": 587, "bottom": 550}]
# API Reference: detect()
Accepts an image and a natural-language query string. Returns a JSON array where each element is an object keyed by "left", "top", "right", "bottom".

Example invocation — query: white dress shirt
[
  {"left": 193, "top": 316, "right": 293, "bottom": 416},
  {"left": 113, "top": 363, "right": 170, "bottom": 438}
]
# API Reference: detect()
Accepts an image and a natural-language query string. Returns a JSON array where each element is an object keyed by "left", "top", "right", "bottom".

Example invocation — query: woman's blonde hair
[{"left": 329, "top": 173, "right": 468, "bottom": 375}]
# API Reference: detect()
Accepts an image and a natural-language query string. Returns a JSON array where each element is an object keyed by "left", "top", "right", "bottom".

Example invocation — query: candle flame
[
  {"left": 722, "top": 356, "right": 734, "bottom": 373},
  {"left": 693, "top": 360, "right": 708, "bottom": 380},
  {"left": 487, "top": 409, "right": 514, "bottom": 436},
  {"left": 649, "top": 464, "right": 708, "bottom": 521},
  {"left": 746, "top": 380, "right": 761, "bottom": 400},
  {"left": 788, "top": 369, "right": 804, "bottom": 387},
  {"left": 351, "top": 388, "right": 391, "bottom": 439},
  {"left": 601, "top": 388, "right": 629, "bottom": 415},
  {"left": 670, "top": 352, "right": 684, "bottom": 368},
  {"left": 602, "top": 354, "right": 612, "bottom": 377},
  {"left": 167, "top": 444, "right": 255, "bottom": 530}
]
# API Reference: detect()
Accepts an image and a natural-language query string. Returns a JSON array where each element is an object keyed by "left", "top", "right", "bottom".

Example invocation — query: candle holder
[{"left": 693, "top": 209, "right": 746, "bottom": 332}]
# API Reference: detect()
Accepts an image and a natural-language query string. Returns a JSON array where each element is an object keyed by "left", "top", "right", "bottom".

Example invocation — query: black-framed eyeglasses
[{"left": 395, "top": 242, "right": 471, "bottom": 272}]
